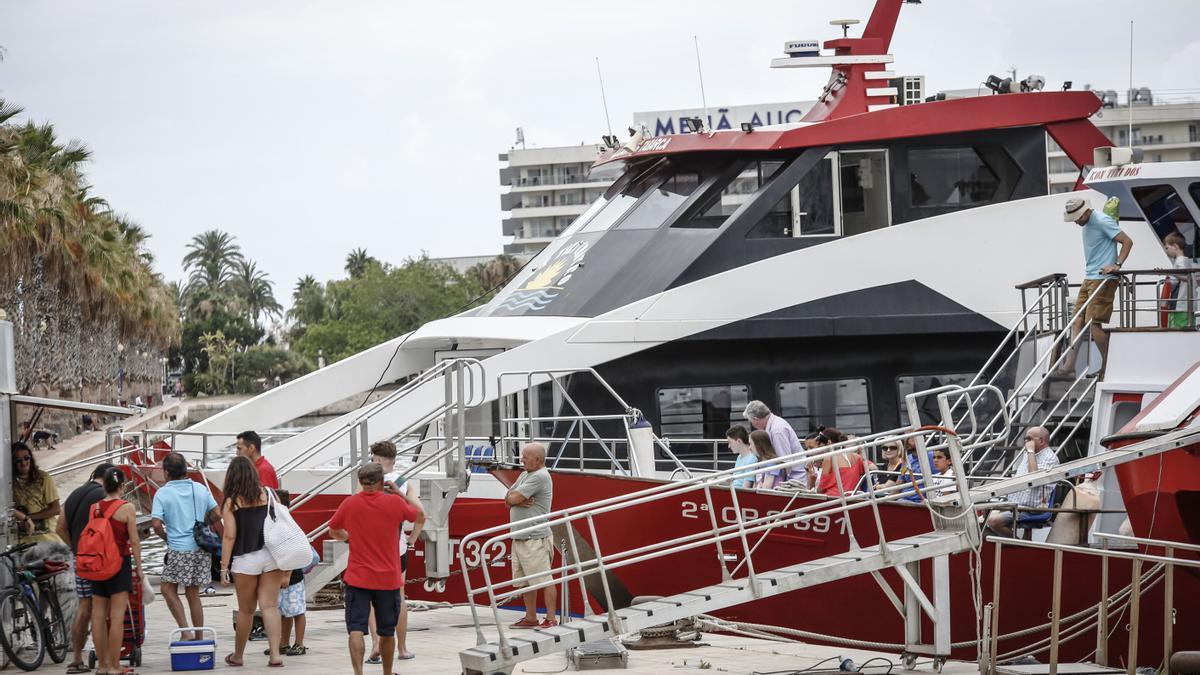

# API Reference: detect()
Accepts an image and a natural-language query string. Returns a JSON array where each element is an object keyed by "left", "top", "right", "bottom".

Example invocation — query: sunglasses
[{"left": 882, "top": 445, "right": 899, "bottom": 451}]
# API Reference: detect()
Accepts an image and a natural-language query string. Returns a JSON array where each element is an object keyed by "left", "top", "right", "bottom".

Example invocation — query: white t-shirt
[{"left": 385, "top": 470, "right": 412, "bottom": 556}]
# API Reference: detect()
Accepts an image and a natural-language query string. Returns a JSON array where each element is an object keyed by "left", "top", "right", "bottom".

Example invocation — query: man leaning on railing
[{"left": 1057, "top": 197, "right": 1132, "bottom": 379}]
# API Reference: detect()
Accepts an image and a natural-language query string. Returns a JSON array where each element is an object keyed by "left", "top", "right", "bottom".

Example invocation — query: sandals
[
  {"left": 268, "top": 660, "right": 284, "bottom": 667},
  {"left": 286, "top": 645, "right": 308, "bottom": 656},
  {"left": 66, "top": 664, "right": 91, "bottom": 674},
  {"left": 224, "top": 654, "right": 243, "bottom": 667},
  {"left": 365, "top": 654, "right": 382, "bottom": 664}
]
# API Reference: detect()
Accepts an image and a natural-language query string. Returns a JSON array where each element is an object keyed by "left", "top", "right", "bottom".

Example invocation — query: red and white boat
[{"left": 124, "top": 0, "right": 1200, "bottom": 668}]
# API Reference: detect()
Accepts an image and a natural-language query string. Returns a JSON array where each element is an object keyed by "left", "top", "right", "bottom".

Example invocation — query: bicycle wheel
[
  {"left": 0, "top": 588, "right": 46, "bottom": 671},
  {"left": 40, "top": 582, "right": 68, "bottom": 664}
]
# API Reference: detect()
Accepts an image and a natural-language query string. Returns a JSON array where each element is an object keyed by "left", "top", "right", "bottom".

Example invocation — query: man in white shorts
[{"left": 505, "top": 443, "right": 557, "bottom": 629}]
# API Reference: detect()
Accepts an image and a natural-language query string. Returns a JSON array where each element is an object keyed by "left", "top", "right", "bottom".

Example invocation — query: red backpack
[{"left": 75, "top": 501, "right": 125, "bottom": 581}]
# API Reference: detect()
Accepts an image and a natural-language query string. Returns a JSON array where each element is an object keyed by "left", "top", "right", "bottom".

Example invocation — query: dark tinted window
[
  {"left": 909, "top": 146, "right": 1005, "bottom": 207},
  {"left": 777, "top": 379, "right": 871, "bottom": 435},
  {"left": 616, "top": 165, "right": 709, "bottom": 230},
  {"left": 1133, "top": 184, "right": 1197, "bottom": 248},
  {"left": 658, "top": 385, "right": 750, "bottom": 438},
  {"left": 680, "top": 161, "right": 784, "bottom": 229}
]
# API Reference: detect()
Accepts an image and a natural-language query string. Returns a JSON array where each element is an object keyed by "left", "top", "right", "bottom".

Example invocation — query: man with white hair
[
  {"left": 1058, "top": 197, "right": 1132, "bottom": 377},
  {"left": 985, "top": 426, "right": 1060, "bottom": 537},
  {"left": 505, "top": 443, "right": 557, "bottom": 629},
  {"left": 742, "top": 401, "right": 808, "bottom": 483}
]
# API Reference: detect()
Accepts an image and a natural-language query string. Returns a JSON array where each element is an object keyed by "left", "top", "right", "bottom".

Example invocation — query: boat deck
[{"left": 133, "top": 587, "right": 983, "bottom": 674}]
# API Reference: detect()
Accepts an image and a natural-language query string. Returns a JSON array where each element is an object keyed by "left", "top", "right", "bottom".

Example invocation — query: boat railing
[
  {"left": 287, "top": 358, "right": 485, "bottom": 516},
  {"left": 459, "top": 384, "right": 995, "bottom": 653},
  {"left": 275, "top": 357, "right": 484, "bottom": 479},
  {"left": 1116, "top": 268, "right": 1200, "bottom": 329},
  {"left": 986, "top": 533, "right": 1200, "bottom": 675},
  {"left": 496, "top": 368, "right": 694, "bottom": 479}
]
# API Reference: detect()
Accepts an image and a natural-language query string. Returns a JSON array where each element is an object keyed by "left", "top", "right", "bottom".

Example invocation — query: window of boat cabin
[
  {"left": 612, "top": 160, "right": 732, "bottom": 231},
  {"left": 744, "top": 155, "right": 839, "bottom": 238},
  {"left": 1132, "top": 184, "right": 1199, "bottom": 256},
  {"left": 896, "top": 374, "right": 974, "bottom": 427},
  {"left": 657, "top": 385, "right": 750, "bottom": 438},
  {"left": 578, "top": 160, "right": 662, "bottom": 233},
  {"left": 907, "top": 147, "right": 1013, "bottom": 210},
  {"left": 839, "top": 150, "right": 891, "bottom": 236},
  {"left": 776, "top": 379, "right": 871, "bottom": 436},
  {"left": 679, "top": 160, "right": 786, "bottom": 229}
]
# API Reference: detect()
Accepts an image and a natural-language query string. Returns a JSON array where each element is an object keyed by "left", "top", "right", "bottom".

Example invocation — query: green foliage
[
  {"left": 236, "top": 344, "right": 313, "bottom": 384},
  {"left": 179, "top": 303, "right": 263, "bottom": 377},
  {"left": 291, "top": 255, "right": 488, "bottom": 363}
]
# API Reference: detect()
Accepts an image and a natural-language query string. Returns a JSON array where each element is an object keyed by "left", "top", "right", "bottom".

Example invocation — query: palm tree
[
  {"left": 345, "top": 247, "right": 377, "bottom": 279},
  {"left": 287, "top": 275, "right": 326, "bottom": 331},
  {"left": 232, "top": 259, "right": 283, "bottom": 324},
  {"left": 466, "top": 254, "right": 526, "bottom": 290},
  {"left": 183, "top": 229, "right": 243, "bottom": 295}
]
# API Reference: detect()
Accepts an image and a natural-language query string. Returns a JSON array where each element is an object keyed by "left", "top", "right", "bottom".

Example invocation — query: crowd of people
[
  {"left": 8, "top": 430, "right": 427, "bottom": 675},
  {"left": 724, "top": 401, "right": 1063, "bottom": 533}
]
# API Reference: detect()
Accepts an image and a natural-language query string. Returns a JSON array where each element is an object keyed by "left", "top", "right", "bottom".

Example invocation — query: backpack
[{"left": 76, "top": 501, "right": 125, "bottom": 581}]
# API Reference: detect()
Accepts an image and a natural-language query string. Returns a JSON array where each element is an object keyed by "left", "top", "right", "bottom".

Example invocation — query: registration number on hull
[{"left": 680, "top": 501, "right": 848, "bottom": 535}]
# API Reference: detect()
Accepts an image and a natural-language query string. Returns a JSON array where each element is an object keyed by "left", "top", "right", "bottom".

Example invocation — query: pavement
[{"left": 123, "top": 589, "right": 980, "bottom": 675}]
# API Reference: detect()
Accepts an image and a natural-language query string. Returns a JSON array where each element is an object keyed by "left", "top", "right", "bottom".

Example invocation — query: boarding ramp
[{"left": 458, "top": 384, "right": 1005, "bottom": 675}]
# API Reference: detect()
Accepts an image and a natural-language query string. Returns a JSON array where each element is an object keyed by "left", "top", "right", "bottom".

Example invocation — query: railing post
[
  {"left": 1049, "top": 548, "right": 1063, "bottom": 675},
  {"left": 701, "top": 485, "right": 731, "bottom": 581},
  {"left": 1098, "top": 537, "right": 1110, "bottom": 666},
  {"left": 1127, "top": 557, "right": 1142, "bottom": 675},
  {"left": 201, "top": 435, "right": 208, "bottom": 470},
  {"left": 585, "top": 514, "right": 622, "bottom": 632},
  {"left": 990, "top": 540, "right": 1002, "bottom": 675},
  {"left": 1164, "top": 546, "right": 1175, "bottom": 675},
  {"left": 725, "top": 485, "right": 758, "bottom": 595}
]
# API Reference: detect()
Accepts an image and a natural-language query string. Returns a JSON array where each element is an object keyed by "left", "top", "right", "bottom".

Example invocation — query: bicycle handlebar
[{"left": 0, "top": 542, "right": 38, "bottom": 559}]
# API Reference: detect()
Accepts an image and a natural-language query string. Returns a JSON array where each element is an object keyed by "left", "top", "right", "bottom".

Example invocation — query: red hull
[{"left": 1111, "top": 446, "right": 1200, "bottom": 549}]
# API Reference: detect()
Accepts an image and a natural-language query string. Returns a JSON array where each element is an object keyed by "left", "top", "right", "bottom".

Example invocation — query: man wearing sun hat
[{"left": 1057, "top": 196, "right": 1132, "bottom": 378}]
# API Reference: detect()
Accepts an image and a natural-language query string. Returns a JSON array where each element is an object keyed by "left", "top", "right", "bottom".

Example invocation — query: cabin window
[
  {"left": 896, "top": 374, "right": 974, "bottom": 427},
  {"left": 840, "top": 150, "right": 890, "bottom": 236},
  {"left": 579, "top": 161, "right": 661, "bottom": 233},
  {"left": 745, "top": 155, "right": 838, "bottom": 238},
  {"left": 681, "top": 161, "right": 784, "bottom": 228},
  {"left": 617, "top": 166, "right": 709, "bottom": 230},
  {"left": 658, "top": 384, "right": 750, "bottom": 438},
  {"left": 1132, "top": 184, "right": 1198, "bottom": 255},
  {"left": 777, "top": 379, "right": 871, "bottom": 436},
  {"left": 907, "top": 146, "right": 1019, "bottom": 210}
]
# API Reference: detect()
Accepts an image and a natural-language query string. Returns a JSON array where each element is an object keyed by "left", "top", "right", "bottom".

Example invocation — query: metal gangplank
[
  {"left": 459, "top": 385, "right": 1005, "bottom": 675},
  {"left": 458, "top": 385, "right": 1200, "bottom": 675}
]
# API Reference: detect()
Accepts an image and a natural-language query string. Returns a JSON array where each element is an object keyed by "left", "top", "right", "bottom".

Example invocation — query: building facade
[{"left": 498, "top": 145, "right": 608, "bottom": 256}]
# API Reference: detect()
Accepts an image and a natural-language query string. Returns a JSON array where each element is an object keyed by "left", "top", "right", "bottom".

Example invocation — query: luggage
[{"left": 88, "top": 567, "right": 145, "bottom": 669}]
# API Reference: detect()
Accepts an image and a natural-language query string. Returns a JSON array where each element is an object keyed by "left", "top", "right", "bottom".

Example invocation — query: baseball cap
[{"left": 1063, "top": 197, "right": 1089, "bottom": 222}]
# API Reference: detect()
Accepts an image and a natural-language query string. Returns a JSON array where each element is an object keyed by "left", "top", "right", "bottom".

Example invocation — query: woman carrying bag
[{"left": 219, "top": 456, "right": 288, "bottom": 668}]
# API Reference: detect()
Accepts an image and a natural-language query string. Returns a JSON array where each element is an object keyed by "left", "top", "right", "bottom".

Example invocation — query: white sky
[{"left": 3, "top": 1, "right": 1199, "bottom": 301}]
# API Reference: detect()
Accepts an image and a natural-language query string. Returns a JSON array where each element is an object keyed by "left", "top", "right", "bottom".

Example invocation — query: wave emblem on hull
[{"left": 496, "top": 240, "right": 589, "bottom": 312}]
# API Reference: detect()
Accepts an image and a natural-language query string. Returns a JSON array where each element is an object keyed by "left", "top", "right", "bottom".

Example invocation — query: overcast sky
[{"left": 3, "top": 1, "right": 1199, "bottom": 302}]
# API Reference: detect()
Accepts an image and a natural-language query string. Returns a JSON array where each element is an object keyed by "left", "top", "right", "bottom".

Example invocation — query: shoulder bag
[
  {"left": 191, "top": 482, "right": 222, "bottom": 554},
  {"left": 262, "top": 488, "right": 312, "bottom": 570}
]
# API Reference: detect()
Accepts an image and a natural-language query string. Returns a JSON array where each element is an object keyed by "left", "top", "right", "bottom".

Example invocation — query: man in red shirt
[
  {"left": 236, "top": 430, "right": 279, "bottom": 490},
  {"left": 329, "top": 463, "right": 423, "bottom": 675}
]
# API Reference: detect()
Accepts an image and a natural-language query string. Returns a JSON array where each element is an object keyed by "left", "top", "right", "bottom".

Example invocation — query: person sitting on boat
[
  {"left": 814, "top": 427, "right": 867, "bottom": 497},
  {"left": 505, "top": 443, "right": 558, "bottom": 629},
  {"left": 726, "top": 425, "right": 756, "bottom": 489},
  {"left": 749, "top": 430, "right": 786, "bottom": 490},
  {"left": 1057, "top": 197, "right": 1132, "bottom": 378},
  {"left": 984, "top": 426, "right": 1060, "bottom": 537},
  {"left": 743, "top": 401, "right": 808, "bottom": 484},
  {"left": 930, "top": 448, "right": 957, "bottom": 497}
]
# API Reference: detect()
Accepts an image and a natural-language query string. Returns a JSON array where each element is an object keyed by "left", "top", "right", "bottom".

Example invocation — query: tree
[
  {"left": 183, "top": 229, "right": 243, "bottom": 297},
  {"left": 231, "top": 259, "right": 282, "bottom": 325},
  {"left": 286, "top": 275, "right": 327, "bottom": 339},
  {"left": 466, "top": 254, "right": 525, "bottom": 291},
  {"left": 344, "top": 247, "right": 378, "bottom": 279}
]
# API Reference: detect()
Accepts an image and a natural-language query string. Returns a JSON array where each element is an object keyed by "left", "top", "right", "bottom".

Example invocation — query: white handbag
[{"left": 262, "top": 488, "right": 312, "bottom": 570}]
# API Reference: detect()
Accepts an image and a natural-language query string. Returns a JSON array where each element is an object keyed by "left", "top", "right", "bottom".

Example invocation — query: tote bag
[{"left": 263, "top": 488, "right": 312, "bottom": 570}]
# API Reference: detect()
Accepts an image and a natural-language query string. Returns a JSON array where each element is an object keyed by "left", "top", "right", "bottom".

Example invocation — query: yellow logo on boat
[{"left": 497, "top": 241, "right": 589, "bottom": 312}]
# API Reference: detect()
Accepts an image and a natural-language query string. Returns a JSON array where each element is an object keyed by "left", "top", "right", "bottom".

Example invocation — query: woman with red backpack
[{"left": 79, "top": 467, "right": 143, "bottom": 675}]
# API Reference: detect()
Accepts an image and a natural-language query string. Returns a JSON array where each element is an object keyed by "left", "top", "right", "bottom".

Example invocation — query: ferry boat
[{"left": 117, "top": 0, "right": 1200, "bottom": 668}]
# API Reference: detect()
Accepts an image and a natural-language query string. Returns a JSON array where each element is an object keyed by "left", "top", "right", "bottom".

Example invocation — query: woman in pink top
[{"left": 815, "top": 427, "right": 868, "bottom": 497}]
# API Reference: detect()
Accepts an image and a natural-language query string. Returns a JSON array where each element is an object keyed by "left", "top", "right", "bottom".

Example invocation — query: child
[
  {"left": 726, "top": 425, "right": 756, "bottom": 489},
  {"left": 1164, "top": 232, "right": 1192, "bottom": 329},
  {"left": 265, "top": 491, "right": 307, "bottom": 656}
]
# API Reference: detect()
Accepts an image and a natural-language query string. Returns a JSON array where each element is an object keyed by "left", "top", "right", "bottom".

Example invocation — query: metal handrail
[
  {"left": 461, "top": 384, "right": 993, "bottom": 652},
  {"left": 275, "top": 358, "right": 485, "bottom": 476}
]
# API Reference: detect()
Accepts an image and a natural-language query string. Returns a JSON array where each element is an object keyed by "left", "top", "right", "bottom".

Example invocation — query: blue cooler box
[{"left": 170, "top": 627, "right": 216, "bottom": 671}]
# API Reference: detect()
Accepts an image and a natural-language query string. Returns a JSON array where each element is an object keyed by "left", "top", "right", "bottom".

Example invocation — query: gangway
[{"left": 457, "top": 385, "right": 1200, "bottom": 675}]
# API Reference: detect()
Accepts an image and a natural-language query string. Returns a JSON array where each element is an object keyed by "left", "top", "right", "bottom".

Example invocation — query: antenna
[
  {"left": 693, "top": 35, "right": 709, "bottom": 128},
  {"left": 594, "top": 57, "right": 613, "bottom": 139},
  {"left": 1127, "top": 20, "right": 1134, "bottom": 148}
]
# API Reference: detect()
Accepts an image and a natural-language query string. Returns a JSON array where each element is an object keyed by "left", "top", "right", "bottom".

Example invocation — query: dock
[{"left": 131, "top": 585, "right": 981, "bottom": 674}]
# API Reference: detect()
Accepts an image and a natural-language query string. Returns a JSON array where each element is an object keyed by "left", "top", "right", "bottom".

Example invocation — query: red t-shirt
[
  {"left": 255, "top": 455, "right": 279, "bottom": 490},
  {"left": 329, "top": 491, "right": 419, "bottom": 590}
]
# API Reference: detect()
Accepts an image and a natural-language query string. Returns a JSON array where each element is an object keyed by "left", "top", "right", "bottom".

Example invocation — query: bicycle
[{"left": 0, "top": 541, "right": 71, "bottom": 671}]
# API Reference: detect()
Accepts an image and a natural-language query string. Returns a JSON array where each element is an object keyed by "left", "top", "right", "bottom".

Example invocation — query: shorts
[
  {"left": 91, "top": 557, "right": 133, "bottom": 598},
  {"left": 162, "top": 549, "right": 213, "bottom": 588},
  {"left": 75, "top": 574, "right": 93, "bottom": 599},
  {"left": 230, "top": 548, "right": 279, "bottom": 576},
  {"left": 511, "top": 537, "right": 553, "bottom": 588},
  {"left": 279, "top": 580, "right": 306, "bottom": 618},
  {"left": 344, "top": 585, "right": 400, "bottom": 636},
  {"left": 1077, "top": 278, "right": 1117, "bottom": 323}
]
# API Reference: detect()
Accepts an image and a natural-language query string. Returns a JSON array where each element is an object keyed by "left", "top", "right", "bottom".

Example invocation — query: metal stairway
[{"left": 459, "top": 532, "right": 968, "bottom": 675}]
